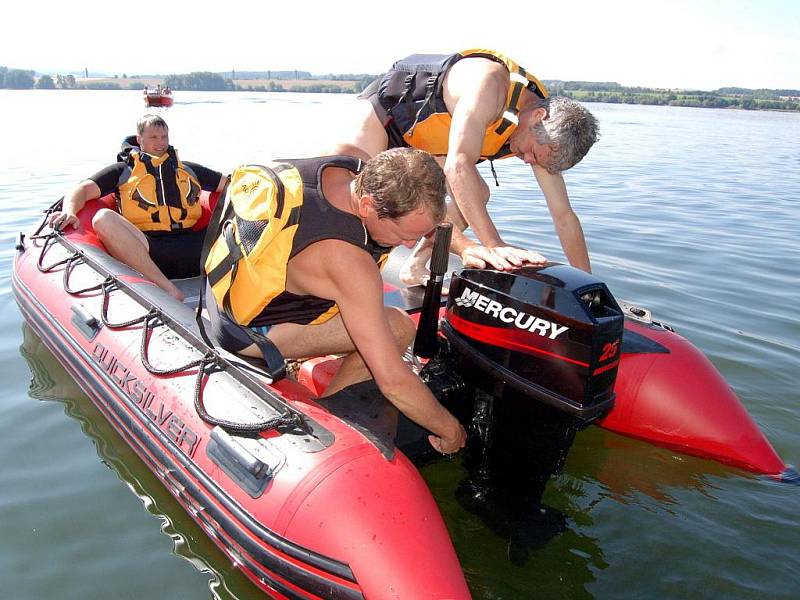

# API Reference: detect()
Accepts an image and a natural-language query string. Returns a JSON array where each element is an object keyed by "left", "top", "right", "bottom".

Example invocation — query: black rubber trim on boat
[
  {"left": 12, "top": 276, "right": 364, "bottom": 599},
  {"left": 620, "top": 328, "right": 670, "bottom": 355},
  {"left": 39, "top": 232, "right": 334, "bottom": 449}
]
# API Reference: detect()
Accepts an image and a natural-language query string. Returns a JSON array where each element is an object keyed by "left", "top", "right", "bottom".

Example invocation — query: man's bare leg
[
  {"left": 92, "top": 209, "right": 184, "bottom": 301},
  {"left": 322, "top": 307, "right": 415, "bottom": 396},
  {"left": 237, "top": 307, "right": 415, "bottom": 395}
]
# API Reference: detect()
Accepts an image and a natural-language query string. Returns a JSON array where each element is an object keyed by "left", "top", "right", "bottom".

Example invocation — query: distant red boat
[{"left": 143, "top": 87, "right": 173, "bottom": 107}]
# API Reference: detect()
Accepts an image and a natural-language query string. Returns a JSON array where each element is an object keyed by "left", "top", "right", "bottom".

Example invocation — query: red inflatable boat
[
  {"left": 13, "top": 194, "right": 470, "bottom": 599},
  {"left": 12, "top": 192, "right": 793, "bottom": 598}
]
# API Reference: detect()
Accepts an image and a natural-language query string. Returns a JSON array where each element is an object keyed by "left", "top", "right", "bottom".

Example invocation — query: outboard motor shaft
[{"left": 413, "top": 223, "right": 452, "bottom": 359}]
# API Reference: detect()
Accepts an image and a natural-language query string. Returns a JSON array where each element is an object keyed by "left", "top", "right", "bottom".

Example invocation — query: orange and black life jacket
[
  {"left": 116, "top": 145, "right": 202, "bottom": 232},
  {"left": 366, "top": 49, "right": 548, "bottom": 161},
  {"left": 204, "top": 155, "right": 392, "bottom": 328}
]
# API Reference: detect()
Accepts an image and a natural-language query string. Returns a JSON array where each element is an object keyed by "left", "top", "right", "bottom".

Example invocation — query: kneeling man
[{"left": 204, "top": 148, "right": 467, "bottom": 454}]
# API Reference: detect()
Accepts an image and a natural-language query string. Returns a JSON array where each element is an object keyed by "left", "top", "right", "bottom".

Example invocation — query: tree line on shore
[
  {"left": 0, "top": 68, "right": 373, "bottom": 94},
  {"left": 2, "top": 66, "right": 798, "bottom": 111},
  {"left": 548, "top": 81, "right": 800, "bottom": 111},
  {"left": 161, "top": 72, "right": 375, "bottom": 93}
]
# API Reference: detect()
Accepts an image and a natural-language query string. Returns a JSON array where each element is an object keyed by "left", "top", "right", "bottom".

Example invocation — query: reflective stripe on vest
[
  {"left": 117, "top": 149, "right": 202, "bottom": 232},
  {"left": 380, "top": 49, "right": 548, "bottom": 160}
]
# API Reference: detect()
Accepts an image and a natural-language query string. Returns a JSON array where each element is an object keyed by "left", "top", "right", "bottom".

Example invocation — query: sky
[{"left": 3, "top": 0, "right": 798, "bottom": 90}]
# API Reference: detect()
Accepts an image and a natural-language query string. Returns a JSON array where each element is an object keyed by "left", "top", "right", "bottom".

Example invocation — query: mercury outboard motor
[
  {"left": 412, "top": 227, "right": 624, "bottom": 546},
  {"left": 441, "top": 265, "right": 624, "bottom": 421}
]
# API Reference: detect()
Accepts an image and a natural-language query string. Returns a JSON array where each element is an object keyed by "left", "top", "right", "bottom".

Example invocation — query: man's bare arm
[
  {"left": 443, "top": 62, "right": 548, "bottom": 270},
  {"left": 443, "top": 66, "right": 505, "bottom": 248},
  {"left": 300, "top": 244, "right": 465, "bottom": 452},
  {"left": 533, "top": 166, "right": 591, "bottom": 272},
  {"left": 48, "top": 180, "right": 101, "bottom": 230}
]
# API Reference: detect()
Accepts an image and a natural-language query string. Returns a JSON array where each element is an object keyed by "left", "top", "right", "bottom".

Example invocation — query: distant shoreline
[{"left": 2, "top": 67, "right": 798, "bottom": 112}]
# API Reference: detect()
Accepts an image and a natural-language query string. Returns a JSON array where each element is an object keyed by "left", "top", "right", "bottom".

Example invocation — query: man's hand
[
  {"left": 491, "top": 245, "right": 548, "bottom": 267},
  {"left": 428, "top": 421, "right": 467, "bottom": 455},
  {"left": 460, "top": 244, "right": 547, "bottom": 270},
  {"left": 47, "top": 211, "right": 80, "bottom": 231}
]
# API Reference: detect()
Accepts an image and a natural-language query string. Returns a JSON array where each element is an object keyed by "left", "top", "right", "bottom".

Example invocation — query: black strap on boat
[
  {"left": 31, "top": 197, "right": 64, "bottom": 240},
  {"left": 36, "top": 232, "right": 74, "bottom": 273},
  {"left": 33, "top": 206, "right": 302, "bottom": 436},
  {"left": 97, "top": 282, "right": 299, "bottom": 434},
  {"left": 190, "top": 352, "right": 302, "bottom": 435},
  {"left": 99, "top": 280, "right": 155, "bottom": 329},
  {"left": 141, "top": 312, "right": 299, "bottom": 434},
  {"left": 63, "top": 254, "right": 114, "bottom": 295}
]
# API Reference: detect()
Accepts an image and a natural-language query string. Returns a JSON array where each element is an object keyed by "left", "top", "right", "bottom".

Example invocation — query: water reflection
[
  {"left": 421, "top": 402, "right": 747, "bottom": 599},
  {"left": 567, "top": 427, "right": 742, "bottom": 508},
  {"left": 422, "top": 452, "right": 605, "bottom": 599},
  {"left": 18, "top": 323, "right": 260, "bottom": 600}
]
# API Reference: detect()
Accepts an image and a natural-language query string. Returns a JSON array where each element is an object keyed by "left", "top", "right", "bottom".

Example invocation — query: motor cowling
[{"left": 442, "top": 265, "right": 624, "bottom": 422}]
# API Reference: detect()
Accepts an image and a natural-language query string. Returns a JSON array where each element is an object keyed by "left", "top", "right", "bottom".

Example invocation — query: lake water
[{"left": 1, "top": 90, "right": 799, "bottom": 599}]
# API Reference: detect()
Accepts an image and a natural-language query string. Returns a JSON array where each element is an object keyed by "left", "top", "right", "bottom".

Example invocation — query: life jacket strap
[
  {"left": 206, "top": 221, "right": 243, "bottom": 287},
  {"left": 407, "top": 74, "right": 439, "bottom": 138},
  {"left": 397, "top": 72, "right": 418, "bottom": 132},
  {"left": 489, "top": 160, "right": 499, "bottom": 187}
]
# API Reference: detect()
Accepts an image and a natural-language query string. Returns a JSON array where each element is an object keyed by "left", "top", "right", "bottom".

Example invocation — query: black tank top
[{"left": 251, "top": 155, "right": 392, "bottom": 326}]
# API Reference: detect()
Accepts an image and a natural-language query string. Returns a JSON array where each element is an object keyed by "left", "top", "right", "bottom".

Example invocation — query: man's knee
[
  {"left": 92, "top": 208, "right": 112, "bottom": 229},
  {"left": 92, "top": 208, "right": 126, "bottom": 237},
  {"left": 92, "top": 209, "right": 146, "bottom": 247},
  {"left": 385, "top": 306, "right": 416, "bottom": 350}
]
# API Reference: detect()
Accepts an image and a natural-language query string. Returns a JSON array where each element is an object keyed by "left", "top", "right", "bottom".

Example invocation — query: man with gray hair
[{"left": 329, "top": 49, "right": 599, "bottom": 285}]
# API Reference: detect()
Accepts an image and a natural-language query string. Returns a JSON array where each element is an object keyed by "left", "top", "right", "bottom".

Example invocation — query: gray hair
[
  {"left": 136, "top": 114, "right": 169, "bottom": 135},
  {"left": 530, "top": 96, "right": 599, "bottom": 174}
]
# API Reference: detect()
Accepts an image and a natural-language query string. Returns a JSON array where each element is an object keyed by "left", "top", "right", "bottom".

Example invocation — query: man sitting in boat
[
  {"left": 204, "top": 148, "right": 467, "bottom": 455},
  {"left": 47, "top": 115, "right": 227, "bottom": 301},
  {"left": 328, "top": 49, "right": 598, "bottom": 286}
]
